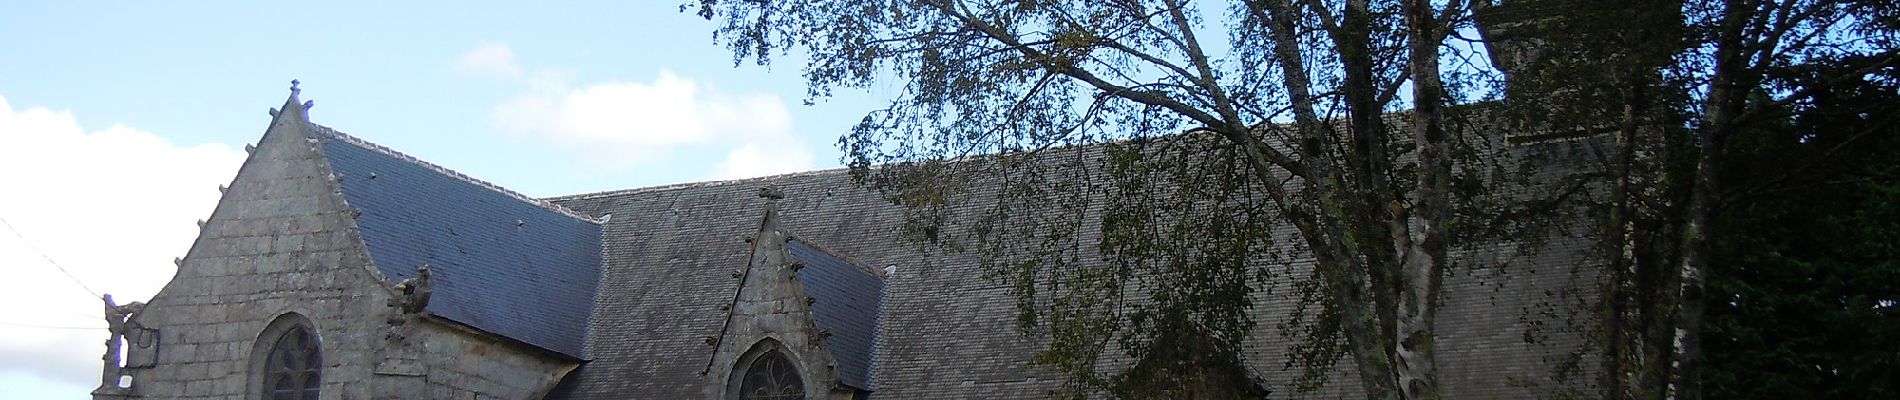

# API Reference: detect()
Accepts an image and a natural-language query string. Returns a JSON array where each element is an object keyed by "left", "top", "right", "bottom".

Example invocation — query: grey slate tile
[
  {"left": 789, "top": 238, "right": 884, "bottom": 389},
  {"left": 317, "top": 126, "right": 602, "bottom": 359}
]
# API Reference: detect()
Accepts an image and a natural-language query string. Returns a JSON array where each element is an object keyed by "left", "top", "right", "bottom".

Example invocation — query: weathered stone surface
[
  {"left": 548, "top": 139, "right": 1604, "bottom": 399},
  {"left": 113, "top": 91, "right": 578, "bottom": 400},
  {"left": 113, "top": 89, "right": 1604, "bottom": 400},
  {"left": 696, "top": 196, "right": 856, "bottom": 399}
]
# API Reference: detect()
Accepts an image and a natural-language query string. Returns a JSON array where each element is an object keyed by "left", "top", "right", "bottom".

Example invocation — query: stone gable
[
  {"left": 105, "top": 90, "right": 582, "bottom": 400},
  {"left": 103, "top": 89, "right": 1605, "bottom": 399}
]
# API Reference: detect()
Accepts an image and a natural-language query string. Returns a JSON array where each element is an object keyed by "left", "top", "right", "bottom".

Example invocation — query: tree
[
  {"left": 1497, "top": 0, "right": 1898, "bottom": 398},
  {"left": 1704, "top": 53, "right": 1900, "bottom": 399},
  {"left": 1475, "top": 1, "right": 1689, "bottom": 398},
  {"left": 1667, "top": 2, "right": 1897, "bottom": 397},
  {"left": 689, "top": 1, "right": 1514, "bottom": 398}
]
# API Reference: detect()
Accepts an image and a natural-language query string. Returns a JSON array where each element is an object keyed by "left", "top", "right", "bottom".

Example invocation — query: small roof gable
[
  {"left": 316, "top": 126, "right": 602, "bottom": 358},
  {"left": 788, "top": 238, "right": 884, "bottom": 390},
  {"left": 545, "top": 170, "right": 1061, "bottom": 398}
]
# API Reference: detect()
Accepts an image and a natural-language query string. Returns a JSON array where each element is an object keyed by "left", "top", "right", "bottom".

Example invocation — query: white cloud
[
  {"left": 496, "top": 71, "right": 711, "bottom": 149},
  {"left": 453, "top": 42, "right": 526, "bottom": 80},
  {"left": 471, "top": 46, "right": 816, "bottom": 179},
  {"left": 715, "top": 142, "right": 816, "bottom": 180},
  {"left": 0, "top": 94, "right": 244, "bottom": 393}
]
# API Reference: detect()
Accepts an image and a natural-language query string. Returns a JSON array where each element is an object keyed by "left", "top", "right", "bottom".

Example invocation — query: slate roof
[
  {"left": 545, "top": 170, "right": 1065, "bottom": 399},
  {"left": 787, "top": 238, "right": 884, "bottom": 389},
  {"left": 315, "top": 126, "right": 602, "bottom": 358},
  {"left": 543, "top": 137, "right": 1606, "bottom": 399},
  {"left": 202, "top": 89, "right": 1602, "bottom": 399}
]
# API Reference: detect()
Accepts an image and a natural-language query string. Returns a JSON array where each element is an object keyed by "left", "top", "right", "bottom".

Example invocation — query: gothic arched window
[
  {"left": 738, "top": 350, "right": 804, "bottom": 400},
  {"left": 251, "top": 314, "right": 320, "bottom": 400}
]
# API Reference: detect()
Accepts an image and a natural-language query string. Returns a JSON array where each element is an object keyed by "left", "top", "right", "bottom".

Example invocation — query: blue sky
[
  {"left": 0, "top": 2, "right": 889, "bottom": 397},
  {"left": 3, "top": 1, "right": 888, "bottom": 196},
  {"left": 0, "top": 3, "right": 1501, "bottom": 397}
]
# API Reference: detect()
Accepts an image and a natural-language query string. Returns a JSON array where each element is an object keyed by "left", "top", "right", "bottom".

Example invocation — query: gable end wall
[
  {"left": 118, "top": 103, "right": 578, "bottom": 399},
  {"left": 122, "top": 106, "right": 393, "bottom": 399}
]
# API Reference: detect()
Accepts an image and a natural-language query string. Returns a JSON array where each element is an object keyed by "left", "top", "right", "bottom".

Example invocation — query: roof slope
[
  {"left": 544, "top": 170, "right": 1062, "bottom": 399},
  {"left": 543, "top": 131, "right": 1610, "bottom": 399},
  {"left": 788, "top": 238, "right": 884, "bottom": 389},
  {"left": 317, "top": 127, "right": 602, "bottom": 358}
]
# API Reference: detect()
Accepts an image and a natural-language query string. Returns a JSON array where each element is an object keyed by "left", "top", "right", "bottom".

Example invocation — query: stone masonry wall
[
  {"left": 415, "top": 322, "right": 577, "bottom": 399},
  {"left": 700, "top": 204, "right": 853, "bottom": 400},
  {"left": 116, "top": 99, "right": 576, "bottom": 400},
  {"left": 551, "top": 138, "right": 1606, "bottom": 398},
  {"left": 120, "top": 103, "right": 394, "bottom": 399}
]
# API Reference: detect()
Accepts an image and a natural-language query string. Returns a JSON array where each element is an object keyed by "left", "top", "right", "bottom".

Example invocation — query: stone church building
[{"left": 87, "top": 78, "right": 1599, "bottom": 399}]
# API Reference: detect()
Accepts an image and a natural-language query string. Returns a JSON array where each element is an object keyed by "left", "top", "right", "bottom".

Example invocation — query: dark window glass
[
  {"left": 738, "top": 350, "right": 803, "bottom": 400},
  {"left": 262, "top": 326, "right": 320, "bottom": 400}
]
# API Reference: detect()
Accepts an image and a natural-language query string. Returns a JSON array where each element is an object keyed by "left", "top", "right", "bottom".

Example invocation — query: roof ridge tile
[
  {"left": 311, "top": 124, "right": 603, "bottom": 224},
  {"left": 543, "top": 167, "right": 853, "bottom": 202}
]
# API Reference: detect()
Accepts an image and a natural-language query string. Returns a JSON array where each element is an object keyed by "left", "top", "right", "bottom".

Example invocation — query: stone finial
[
  {"left": 756, "top": 186, "right": 786, "bottom": 235},
  {"left": 276, "top": 79, "right": 309, "bottom": 123}
]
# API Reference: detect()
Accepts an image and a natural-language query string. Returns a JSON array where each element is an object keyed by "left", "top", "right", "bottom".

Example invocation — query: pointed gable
[{"left": 315, "top": 126, "right": 603, "bottom": 358}]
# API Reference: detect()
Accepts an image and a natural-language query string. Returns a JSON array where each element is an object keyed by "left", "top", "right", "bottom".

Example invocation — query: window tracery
[
  {"left": 737, "top": 349, "right": 804, "bottom": 400},
  {"left": 253, "top": 315, "right": 321, "bottom": 400}
]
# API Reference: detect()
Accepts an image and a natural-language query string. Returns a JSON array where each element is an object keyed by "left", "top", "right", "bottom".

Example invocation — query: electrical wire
[
  {"left": 1, "top": 216, "right": 104, "bottom": 299},
  {"left": 0, "top": 320, "right": 103, "bottom": 330}
]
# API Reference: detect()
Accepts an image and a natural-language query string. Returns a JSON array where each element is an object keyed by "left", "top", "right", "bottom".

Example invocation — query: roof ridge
[
  {"left": 543, "top": 166, "right": 854, "bottom": 202},
  {"left": 310, "top": 124, "right": 604, "bottom": 224},
  {"left": 540, "top": 134, "right": 1156, "bottom": 202}
]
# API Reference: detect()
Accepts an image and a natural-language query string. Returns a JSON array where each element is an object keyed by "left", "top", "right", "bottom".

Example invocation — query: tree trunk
[
  {"left": 1254, "top": 1, "right": 1403, "bottom": 398},
  {"left": 1603, "top": 74, "right": 1666, "bottom": 399},
  {"left": 1336, "top": 1, "right": 1404, "bottom": 361},
  {"left": 1674, "top": 1, "right": 1751, "bottom": 398},
  {"left": 1396, "top": 0, "right": 1449, "bottom": 398},
  {"left": 1673, "top": 132, "right": 1719, "bottom": 400}
]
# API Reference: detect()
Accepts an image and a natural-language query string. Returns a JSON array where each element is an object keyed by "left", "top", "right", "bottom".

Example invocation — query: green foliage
[
  {"left": 1486, "top": 0, "right": 1898, "bottom": 397},
  {"left": 1704, "top": 55, "right": 1900, "bottom": 399},
  {"left": 691, "top": 1, "right": 1513, "bottom": 398}
]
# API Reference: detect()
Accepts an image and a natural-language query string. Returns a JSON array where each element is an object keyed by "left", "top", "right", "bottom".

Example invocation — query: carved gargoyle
[
  {"left": 383, "top": 265, "right": 432, "bottom": 346},
  {"left": 389, "top": 265, "right": 432, "bottom": 315},
  {"left": 378, "top": 265, "right": 434, "bottom": 377}
]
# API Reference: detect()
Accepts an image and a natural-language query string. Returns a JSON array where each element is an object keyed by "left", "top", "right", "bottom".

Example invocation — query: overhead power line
[
  {"left": 1, "top": 216, "right": 104, "bottom": 299},
  {"left": 0, "top": 320, "right": 104, "bottom": 330}
]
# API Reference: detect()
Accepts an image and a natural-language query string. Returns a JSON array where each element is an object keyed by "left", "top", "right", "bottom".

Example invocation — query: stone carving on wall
[
  {"left": 93, "top": 294, "right": 147, "bottom": 397},
  {"left": 377, "top": 265, "right": 432, "bottom": 378},
  {"left": 390, "top": 265, "right": 433, "bottom": 315}
]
